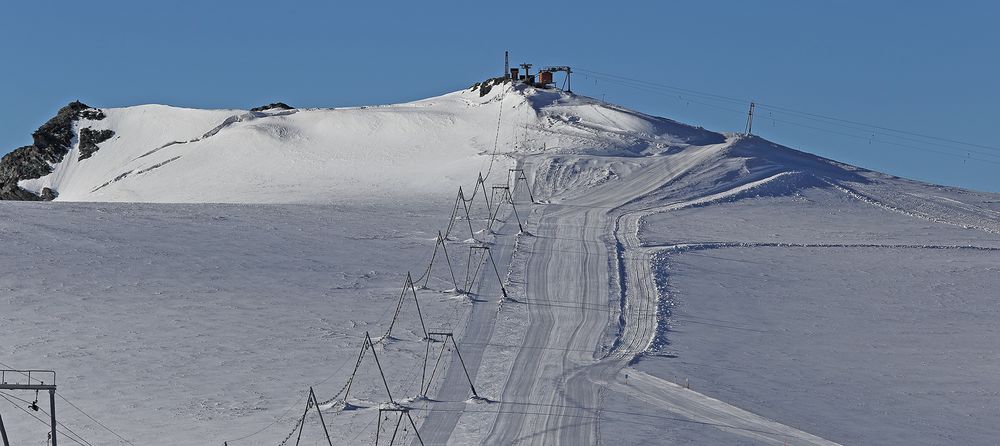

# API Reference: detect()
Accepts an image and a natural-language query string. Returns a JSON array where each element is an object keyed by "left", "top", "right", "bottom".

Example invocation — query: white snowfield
[
  {"left": 3, "top": 82, "right": 1000, "bottom": 445},
  {"left": 19, "top": 82, "right": 701, "bottom": 204}
]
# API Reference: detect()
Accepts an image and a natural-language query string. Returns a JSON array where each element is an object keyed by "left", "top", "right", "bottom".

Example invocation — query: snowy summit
[
  {"left": 2, "top": 78, "right": 1000, "bottom": 446},
  {"left": 3, "top": 80, "right": 702, "bottom": 204}
]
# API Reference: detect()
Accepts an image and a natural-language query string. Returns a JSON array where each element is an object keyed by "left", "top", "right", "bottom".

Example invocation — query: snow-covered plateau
[{"left": 2, "top": 80, "right": 999, "bottom": 445}]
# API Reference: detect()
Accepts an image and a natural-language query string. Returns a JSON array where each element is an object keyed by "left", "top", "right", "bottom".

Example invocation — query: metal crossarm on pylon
[
  {"left": 292, "top": 387, "right": 334, "bottom": 446},
  {"left": 375, "top": 407, "right": 424, "bottom": 446},
  {"left": 343, "top": 332, "right": 397, "bottom": 407},
  {"left": 382, "top": 272, "right": 428, "bottom": 340},
  {"left": 463, "top": 245, "right": 508, "bottom": 299},
  {"left": 420, "top": 231, "right": 461, "bottom": 292},
  {"left": 508, "top": 168, "right": 535, "bottom": 203},
  {"left": 420, "top": 332, "right": 478, "bottom": 399},
  {"left": 488, "top": 185, "right": 523, "bottom": 232},
  {"left": 444, "top": 186, "right": 477, "bottom": 242},
  {"left": 473, "top": 172, "right": 491, "bottom": 212},
  {"left": 0, "top": 369, "right": 57, "bottom": 446}
]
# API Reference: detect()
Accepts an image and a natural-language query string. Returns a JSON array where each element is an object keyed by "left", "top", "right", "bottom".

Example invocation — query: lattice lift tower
[
  {"left": 0, "top": 369, "right": 58, "bottom": 446},
  {"left": 541, "top": 66, "right": 573, "bottom": 93}
]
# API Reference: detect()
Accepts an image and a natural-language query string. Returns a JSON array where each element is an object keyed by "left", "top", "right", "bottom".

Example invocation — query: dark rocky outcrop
[
  {"left": 0, "top": 181, "right": 43, "bottom": 200},
  {"left": 80, "top": 109, "right": 106, "bottom": 120},
  {"left": 0, "top": 101, "right": 92, "bottom": 200},
  {"left": 78, "top": 127, "right": 115, "bottom": 160},
  {"left": 470, "top": 77, "right": 509, "bottom": 97},
  {"left": 31, "top": 101, "right": 89, "bottom": 155},
  {"left": 40, "top": 187, "right": 58, "bottom": 201},
  {"left": 250, "top": 102, "right": 294, "bottom": 112}
]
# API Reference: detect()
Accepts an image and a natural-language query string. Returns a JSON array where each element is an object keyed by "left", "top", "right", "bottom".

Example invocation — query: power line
[
  {"left": 483, "top": 80, "right": 511, "bottom": 180},
  {"left": 765, "top": 115, "right": 1000, "bottom": 165},
  {"left": 346, "top": 412, "right": 379, "bottom": 444},
  {"left": 579, "top": 69, "right": 1000, "bottom": 159},
  {"left": 755, "top": 101, "right": 1000, "bottom": 153},
  {"left": 0, "top": 392, "right": 93, "bottom": 446},
  {"left": 579, "top": 71, "right": 746, "bottom": 114},
  {"left": 55, "top": 392, "right": 136, "bottom": 446},
  {"left": 575, "top": 68, "right": 748, "bottom": 105},
  {"left": 577, "top": 67, "right": 1000, "bottom": 153},
  {"left": 766, "top": 115, "right": 1000, "bottom": 163},
  {"left": 1, "top": 392, "right": 94, "bottom": 446},
  {"left": 757, "top": 107, "right": 1000, "bottom": 160},
  {"left": 224, "top": 354, "right": 356, "bottom": 444},
  {"left": 0, "top": 362, "right": 134, "bottom": 446}
]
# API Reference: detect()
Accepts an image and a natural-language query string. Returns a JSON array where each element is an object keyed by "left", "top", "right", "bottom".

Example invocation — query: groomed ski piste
[{"left": 3, "top": 80, "right": 1000, "bottom": 445}]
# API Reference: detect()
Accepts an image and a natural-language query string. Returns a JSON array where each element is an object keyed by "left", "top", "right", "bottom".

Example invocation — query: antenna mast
[
  {"left": 504, "top": 51, "right": 509, "bottom": 79},
  {"left": 745, "top": 101, "right": 755, "bottom": 136}
]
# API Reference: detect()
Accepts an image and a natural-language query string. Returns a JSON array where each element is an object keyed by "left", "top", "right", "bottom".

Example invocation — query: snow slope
[
  {"left": 4, "top": 82, "right": 1000, "bottom": 445},
  {"left": 17, "top": 82, "right": 716, "bottom": 204}
]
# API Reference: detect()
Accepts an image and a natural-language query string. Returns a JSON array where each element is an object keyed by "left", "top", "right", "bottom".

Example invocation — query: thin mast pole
[{"left": 0, "top": 408, "right": 10, "bottom": 446}]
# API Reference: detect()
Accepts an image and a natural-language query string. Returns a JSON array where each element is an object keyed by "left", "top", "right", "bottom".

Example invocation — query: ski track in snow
[
  {"left": 471, "top": 134, "right": 999, "bottom": 444},
  {"left": 473, "top": 140, "right": 843, "bottom": 445},
  {"left": 6, "top": 83, "right": 1000, "bottom": 445}
]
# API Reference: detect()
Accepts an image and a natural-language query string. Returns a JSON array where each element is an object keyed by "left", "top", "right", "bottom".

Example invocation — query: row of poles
[{"left": 227, "top": 168, "right": 535, "bottom": 446}]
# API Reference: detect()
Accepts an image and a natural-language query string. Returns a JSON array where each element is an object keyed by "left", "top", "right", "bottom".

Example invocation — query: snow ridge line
[
  {"left": 90, "top": 156, "right": 184, "bottom": 193},
  {"left": 611, "top": 166, "right": 1000, "bottom": 360},
  {"left": 608, "top": 215, "right": 629, "bottom": 355},
  {"left": 604, "top": 146, "right": 728, "bottom": 357},
  {"left": 824, "top": 179, "right": 1000, "bottom": 235},
  {"left": 92, "top": 110, "right": 301, "bottom": 194},
  {"left": 608, "top": 162, "right": 794, "bottom": 360},
  {"left": 644, "top": 240, "right": 1000, "bottom": 353},
  {"left": 616, "top": 173, "right": 1000, "bottom": 356},
  {"left": 496, "top": 212, "right": 528, "bottom": 314},
  {"left": 650, "top": 241, "right": 1000, "bottom": 253},
  {"left": 613, "top": 369, "right": 842, "bottom": 446},
  {"left": 136, "top": 109, "right": 298, "bottom": 160}
]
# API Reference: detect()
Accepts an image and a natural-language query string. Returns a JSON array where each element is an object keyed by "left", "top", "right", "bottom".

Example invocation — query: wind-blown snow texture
[
  {"left": 16, "top": 83, "right": 711, "bottom": 204},
  {"left": 3, "top": 82, "right": 999, "bottom": 445}
]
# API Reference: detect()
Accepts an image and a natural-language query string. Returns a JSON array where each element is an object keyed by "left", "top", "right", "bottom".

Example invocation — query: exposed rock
[
  {"left": 1, "top": 145, "right": 56, "bottom": 180},
  {"left": 40, "top": 187, "right": 58, "bottom": 201},
  {"left": 78, "top": 127, "right": 115, "bottom": 160},
  {"left": 0, "top": 182, "right": 42, "bottom": 200},
  {"left": 250, "top": 102, "right": 294, "bottom": 112},
  {"left": 471, "top": 77, "right": 509, "bottom": 97},
  {"left": 31, "top": 101, "right": 89, "bottom": 155},
  {"left": 81, "top": 109, "right": 106, "bottom": 120},
  {"left": 0, "top": 101, "right": 91, "bottom": 200}
]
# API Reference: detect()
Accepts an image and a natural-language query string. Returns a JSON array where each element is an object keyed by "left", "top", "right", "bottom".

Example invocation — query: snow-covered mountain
[
  {"left": 7, "top": 79, "right": 997, "bottom": 229},
  {"left": 1, "top": 80, "right": 712, "bottom": 203},
  {"left": 4, "top": 79, "right": 1000, "bottom": 445}
]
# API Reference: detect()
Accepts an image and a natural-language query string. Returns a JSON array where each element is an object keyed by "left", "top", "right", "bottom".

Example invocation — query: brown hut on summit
[{"left": 537, "top": 70, "right": 554, "bottom": 86}]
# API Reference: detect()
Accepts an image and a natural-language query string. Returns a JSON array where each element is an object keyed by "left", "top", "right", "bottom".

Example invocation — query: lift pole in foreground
[
  {"left": 0, "top": 369, "right": 57, "bottom": 446},
  {"left": 0, "top": 408, "right": 8, "bottom": 446}
]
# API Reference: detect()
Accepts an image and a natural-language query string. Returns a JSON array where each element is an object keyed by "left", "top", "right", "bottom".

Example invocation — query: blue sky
[{"left": 2, "top": 1, "right": 998, "bottom": 191}]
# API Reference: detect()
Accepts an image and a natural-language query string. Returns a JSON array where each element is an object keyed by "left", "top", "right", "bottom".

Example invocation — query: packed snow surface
[
  {"left": 18, "top": 83, "right": 713, "bottom": 203},
  {"left": 3, "top": 82, "right": 1000, "bottom": 445}
]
